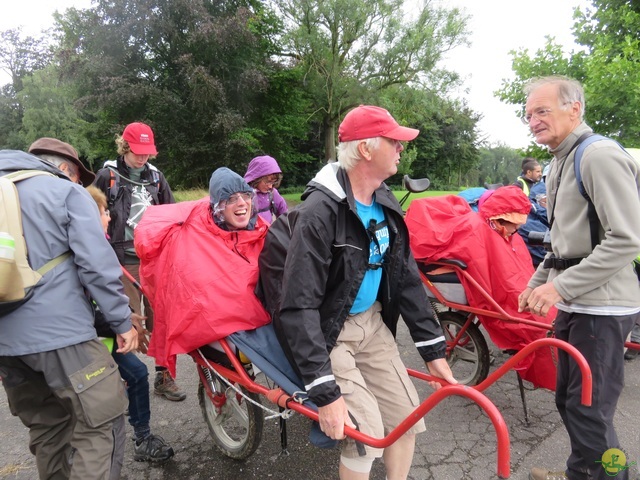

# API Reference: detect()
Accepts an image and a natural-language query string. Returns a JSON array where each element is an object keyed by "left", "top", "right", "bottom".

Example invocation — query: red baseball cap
[
  {"left": 338, "top": 105, "right": 419, "bottom": 142},
  {"left": 122, "top": 122, "right": 158, "bottom": 155}
]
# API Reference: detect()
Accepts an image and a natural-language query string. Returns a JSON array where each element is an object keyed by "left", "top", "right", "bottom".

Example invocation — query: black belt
[{"left": 543, "top": 254, "right": 585, "bottom": 270}]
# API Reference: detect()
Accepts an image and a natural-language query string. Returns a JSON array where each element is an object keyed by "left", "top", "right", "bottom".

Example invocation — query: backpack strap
[
  {"left": 37, "top": 251, "right": 72, "bottom": 276},
  {"left": 147, "top": 167, "right": 161, "bottom": 204},
  {"left": 107, "top": 165, "right": 161, "bottom": 205},
  {"left": 108, "top": 168, "right": 119, "bottom": 206},
  {"left": 107, "top": 166, "right": 161, "bottom": 204},
  {"left": 573, "top": 134, "right": 607, "bottom": 250},
  {"left": 255, "top": 191, "right": 278, "bottom": 220}
]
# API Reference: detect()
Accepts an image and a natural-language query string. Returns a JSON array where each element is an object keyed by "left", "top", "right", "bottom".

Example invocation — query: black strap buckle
[{"left": 543, "top": 254, "right": 584, "bottom": 270}]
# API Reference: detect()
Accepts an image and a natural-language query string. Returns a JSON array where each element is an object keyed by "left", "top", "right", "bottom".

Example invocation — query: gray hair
[
  {"left": 523, "top": 76, "right": 585, "bottom": 121},
  {"left": 337, "top": 137, "right": 381, "bottom": 171},
  {"left": 36, "top": 153, "right": 79, "bottom": 178}
]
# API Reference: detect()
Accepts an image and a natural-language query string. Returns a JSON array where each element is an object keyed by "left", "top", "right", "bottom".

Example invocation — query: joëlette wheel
[
  {"left": 438, "top": 311, "right": 490, "bottom": 386},
  {"left": 198, "top": 373, "right": 264, "bottom": 460}
]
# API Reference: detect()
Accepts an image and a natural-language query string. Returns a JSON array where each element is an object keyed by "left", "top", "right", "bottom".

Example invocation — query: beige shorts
[{"left": 330, "top": 302, "right": 426, "bottom": 459}]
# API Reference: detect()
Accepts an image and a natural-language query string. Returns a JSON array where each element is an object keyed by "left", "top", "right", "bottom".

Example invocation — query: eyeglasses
[
  {"left": 225, "top": 192, "right": 253, "bottom": 205},
  {"left": 260, "top": 174, "right": 282, "bottom": 186},
  {"left": 521, "top": 102, "right": 572, "bottom": 125}
]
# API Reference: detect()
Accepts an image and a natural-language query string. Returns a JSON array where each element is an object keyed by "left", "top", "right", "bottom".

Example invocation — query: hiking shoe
[
  {"left": 529, "top": 467, "right": 568, "bottom": 480},
  {"left": 154, "top": 371, "right": 186, "bottom": 401},
  {"left": 624, "top": 343, "right": 640, "bottom": 361},
  {"left": 133, "top": 434, "right": 174, "bottom": 463}
]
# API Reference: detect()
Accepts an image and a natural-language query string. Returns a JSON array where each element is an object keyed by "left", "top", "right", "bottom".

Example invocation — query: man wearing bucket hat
[
  {"left": 259, "top": 105, "right": 456, "bottom": 479},
  {"left": 28, "top": 137, "right": 96, "bottom": 186},
  {"left": 0, "top": 138, "right": 137, "bottom": 479},
  {"left": 93, "top": 122, "right": 186, "bottom": 402}
]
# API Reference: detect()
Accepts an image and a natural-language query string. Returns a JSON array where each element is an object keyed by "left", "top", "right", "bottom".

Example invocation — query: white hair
[{"left": 336, "top": 137, "right": 381, "bottom": 170}]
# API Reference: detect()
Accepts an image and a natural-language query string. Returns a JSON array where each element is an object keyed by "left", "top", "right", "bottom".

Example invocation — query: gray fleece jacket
[
  {"left": 0, "top": 150, "right": 132, "bottom": 356},
  {"left": 528, "top": 123, "right": 640, "bottom": 309}
]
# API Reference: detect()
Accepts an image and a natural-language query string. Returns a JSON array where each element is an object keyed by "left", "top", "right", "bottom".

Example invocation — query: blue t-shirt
[{"left": 350, "top": 199, "right": 389, "bottom": 314}]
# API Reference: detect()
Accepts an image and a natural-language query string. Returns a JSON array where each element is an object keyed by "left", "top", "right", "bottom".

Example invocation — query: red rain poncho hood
[
  {"left": 135, "top": 199, "right": 271, "bottom": 376},
  {"left": 405, "top": 189, "right": 557, "bottom": 390}
]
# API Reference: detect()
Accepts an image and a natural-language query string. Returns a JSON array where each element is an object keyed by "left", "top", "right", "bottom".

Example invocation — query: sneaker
[
  {"left": 529, "top": 467, "right": 568, "bottom": 480},
  {"left": 133, "top": 434, "right": 174, "bottom": 463},
  {"left": 154, "top": 370, "right": 187, "bottom": 401},
  {"left": 624, "top": 343, "right": 640, "bottom": 361}
]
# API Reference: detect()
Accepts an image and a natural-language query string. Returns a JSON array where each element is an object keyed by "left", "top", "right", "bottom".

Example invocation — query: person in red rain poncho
[
  {"left": 134, "top": 167, "right": 271, "bottom": 377},
  {"left": 405, "top": 185, "right": 557, "bottom": 390}
]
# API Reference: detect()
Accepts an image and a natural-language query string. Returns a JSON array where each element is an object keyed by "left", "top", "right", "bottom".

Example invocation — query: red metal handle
[{"left": 193, "top": 339, "right": 512, "bottom": 478}]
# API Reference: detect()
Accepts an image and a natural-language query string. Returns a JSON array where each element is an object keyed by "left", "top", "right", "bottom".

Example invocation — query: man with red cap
[
  {"left": 258, "top": 105, "right": 457, "bottom": 479},
  {"left": 93, "top": 122, "right": 187, "bottom": 403}
]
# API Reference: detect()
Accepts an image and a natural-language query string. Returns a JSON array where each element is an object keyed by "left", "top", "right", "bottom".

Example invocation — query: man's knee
[
  {"left": 117, "top": 354, "right": 149, "bottom": 385},
  {"left": 340, "top": 455, "right": 375, "bottom": 474}
]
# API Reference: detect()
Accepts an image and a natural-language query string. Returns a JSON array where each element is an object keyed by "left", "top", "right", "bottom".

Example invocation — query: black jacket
[
  {"left": 258, "top": 163, "right": 446, "bottom": 407},
  {"left": 93, "top": 157, "right": 174, "bottom": 263}
]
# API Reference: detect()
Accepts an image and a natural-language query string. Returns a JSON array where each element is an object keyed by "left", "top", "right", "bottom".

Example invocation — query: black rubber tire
[
  {"left": 438, "top": 311, "right": 490, "bottom": 386},
  {"left": 198, "top": 374, "right": 264, "bottom": 460}
]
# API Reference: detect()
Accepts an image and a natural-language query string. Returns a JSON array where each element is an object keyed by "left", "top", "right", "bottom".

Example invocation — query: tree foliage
[
  {"left": 53, "top": 0, "right": 314, "bottom": 187},
  {"left": 496, "top": 0, "right": 640, "bottom": 149},
  {"left": 0, "top": 0, "right": 485, "bottom": 189},
  {"left": 0, "top": 28, "right": 52, "bottom": 148},
  {"left": 272, "top": 0, "right": 470, "bottom": 161}
]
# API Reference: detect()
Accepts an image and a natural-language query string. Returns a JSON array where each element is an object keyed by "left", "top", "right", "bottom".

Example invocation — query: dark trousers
[
  {"left": 111, "top": 350, "right": 150, "bottom": 430},
  {"left": 554, "top": 311, "right": 636, "bottom": 480},
  {"left": 0, "top": 340, "right": 127, "bottom": 480}
]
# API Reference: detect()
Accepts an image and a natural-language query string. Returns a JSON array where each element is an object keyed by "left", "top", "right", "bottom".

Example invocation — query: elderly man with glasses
[{"left": 517, "top": 76, "right": 640, "bottom": 480}]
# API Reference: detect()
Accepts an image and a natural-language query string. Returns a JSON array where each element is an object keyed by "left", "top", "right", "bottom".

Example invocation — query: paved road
[{"left": 2, "top": 321, "right": 640, "bottom": 479}]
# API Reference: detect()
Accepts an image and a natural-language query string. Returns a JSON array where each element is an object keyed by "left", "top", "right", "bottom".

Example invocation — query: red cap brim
[
  {"left": 383, "top": 125, "right": 420, "bottom": 141},
  {"left": 129, "top": 144, "right": 158, "bottom": 155}
]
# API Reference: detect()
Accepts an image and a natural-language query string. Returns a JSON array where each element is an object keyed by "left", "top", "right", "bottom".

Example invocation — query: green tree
[
  {"left": 0, "top": 28, "right": 52, "bottom": 149},
  {"left": 573, "top": 1, "right": 640, "bottom": 142},
  {"left": 18, "top": 66, "right": 95, "bottom": 165},
  {"left": 474, "top": 144, "right": 523, "bottom": 187},
  {"left": 496, "top": 1, "right": 640, "bottom": 148},
  {"left": 272, "top": 0, "right": 470, "bottom": 161},
  {"left": 56, "top": 0, "right": 312, "bottom": 187}
]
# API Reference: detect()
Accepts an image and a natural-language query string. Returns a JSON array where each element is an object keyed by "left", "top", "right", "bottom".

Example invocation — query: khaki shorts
[{"left": 330, "top": 302, "right": 425, "bottom": 459}]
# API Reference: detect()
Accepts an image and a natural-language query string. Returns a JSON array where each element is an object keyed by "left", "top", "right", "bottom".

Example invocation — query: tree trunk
[{"left": 324, "top": 118, "right": 336, "bottom": 163}]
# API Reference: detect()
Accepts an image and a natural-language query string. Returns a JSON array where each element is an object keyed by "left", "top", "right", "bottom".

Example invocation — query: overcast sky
[
  {"left": 2, "top": 0, "right": 590, "bottom": 148},
  {"left": 439, "top": 0, "right": 590, "bottom": 148}
]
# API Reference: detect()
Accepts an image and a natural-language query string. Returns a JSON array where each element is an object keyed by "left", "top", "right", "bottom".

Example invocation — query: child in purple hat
[{"left": 244, "top": 155, "right": 288, "bottom": 224}]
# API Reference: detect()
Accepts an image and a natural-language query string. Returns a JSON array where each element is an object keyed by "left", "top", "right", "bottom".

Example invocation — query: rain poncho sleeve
[
  {"left": 135, "top": 199, "right": 271, "bottom": 376},
  {"left": 405, "top": 194, "right": 557, "bottom": 390}
]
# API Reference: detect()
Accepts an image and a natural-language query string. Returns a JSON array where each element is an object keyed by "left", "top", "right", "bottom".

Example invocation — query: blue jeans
[{"left": 111, "top": 351, "right": 150, "bottom": 429}]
